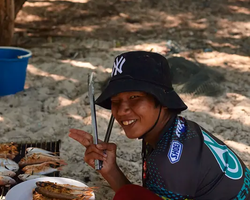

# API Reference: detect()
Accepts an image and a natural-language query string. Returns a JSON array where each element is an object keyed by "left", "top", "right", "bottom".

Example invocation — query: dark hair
[
  {"left": 168, "top": 109, "right": 181, "bottom": 115},
  {"left": 153, "top": 96, "right": 161, "bottom": 108}
]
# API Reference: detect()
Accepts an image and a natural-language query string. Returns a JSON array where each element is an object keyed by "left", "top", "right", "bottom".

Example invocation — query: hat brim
[{"left": 95, "top": 79, "right": 187, "bottom": 111}]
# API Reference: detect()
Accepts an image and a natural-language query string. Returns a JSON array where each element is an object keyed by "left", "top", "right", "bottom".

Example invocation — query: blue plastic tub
[{"left": 0, "top": 47, "right": 32, "bottom": 96}]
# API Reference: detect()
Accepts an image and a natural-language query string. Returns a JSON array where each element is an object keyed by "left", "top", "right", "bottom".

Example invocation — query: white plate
[{"left": 5, "top": 177, "right": 95, "bottom": 200}]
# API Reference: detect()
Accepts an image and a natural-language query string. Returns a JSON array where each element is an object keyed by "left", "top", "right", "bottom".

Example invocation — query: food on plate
[
  {"left": 18, "top": 153, "right": 67, "bottom": 167},
  {"left": 0, "top": 142, "right": 18, "bottom": 159},
  {"left": 33, "top": 192, "right": 52, "bottom": 200},
  {"left": 0, "top": 166, "right": 16, "bottom": 177},
  {"left": 33, "top": 181, "right": 94, "bottom": 200},
  {"left": 18, "top": 174, "right": 46, "bottom": 181},
  {"left": 35, "top": 187, "right": 76, "bottom": 200},
  {"left": 58, "top": 184, "right": 95, "bottom": 192},
  {"left": 22, "top": 161, "right": 63, "bottom": 175},
  {"left": 36, "top": 181, "right": 94, "bottom": 193},
  {"left": 0, "top": 158, "right": 19, "bottom": 172},
  {"left": 26, "top": 147, "right": 57, "bottom": 156},
  {"left": 33, "top": 191, "right": 68, "bottom": 200},
  {"left": 0, "top": 175, "right": 16, "bottom": 186}
]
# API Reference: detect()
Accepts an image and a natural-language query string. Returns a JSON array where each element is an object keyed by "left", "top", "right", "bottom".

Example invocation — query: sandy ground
[{"left": 0, "top": 0, "right": 250, "bottom": 199}]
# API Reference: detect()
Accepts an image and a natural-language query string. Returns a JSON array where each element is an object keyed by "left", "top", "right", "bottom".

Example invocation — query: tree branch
[
  {"left": 14, "top": 0, "right": 27, "bottom": 18},
  {"left": 0, "top": 0, "right": 15, "bottom": 46}
]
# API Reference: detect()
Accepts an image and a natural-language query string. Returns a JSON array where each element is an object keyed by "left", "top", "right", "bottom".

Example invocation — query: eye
[
  {"left": 130, "top": 95, "right": 139, "bottom": 99},
  {"left": 111, "top": 99, "right": 119, "bottom": 104}
]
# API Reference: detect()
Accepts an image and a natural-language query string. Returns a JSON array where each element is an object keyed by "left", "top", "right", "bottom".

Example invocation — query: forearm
[{"left": 101, "top": 165, "right": 131, "bottom": 192}]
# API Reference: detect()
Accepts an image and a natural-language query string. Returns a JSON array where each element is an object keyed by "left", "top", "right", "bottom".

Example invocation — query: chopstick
[{"left": 104, "top": 115, "right": 115, "bottom": 143}]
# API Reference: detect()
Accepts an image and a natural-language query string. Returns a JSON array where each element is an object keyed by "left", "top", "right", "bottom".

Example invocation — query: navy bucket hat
[{"left": 96, "top": 51, "right": 187, "bottom": 111}]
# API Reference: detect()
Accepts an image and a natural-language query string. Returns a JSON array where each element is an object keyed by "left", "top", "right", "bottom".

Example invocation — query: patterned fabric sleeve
[
  {"left": 143, "top": 116, "right": 250, "bottom": 200},
  {"left": 142, "top": 117, "right": 201, "bottom": 199}
]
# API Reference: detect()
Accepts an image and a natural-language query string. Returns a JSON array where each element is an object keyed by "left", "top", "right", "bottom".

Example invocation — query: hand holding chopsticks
[
  {"left": 88, "top": 72, "right": 102, "bottom": 170},
  {"left": 88, "top": 72, "right": 115, "bottom": 170}
]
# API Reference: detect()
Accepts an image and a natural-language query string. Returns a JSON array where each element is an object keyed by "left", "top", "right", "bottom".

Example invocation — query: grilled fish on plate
[
  {"left": 5, "top": 177, "right": 95, "bottom": 200},
  {"left": 34, "top": 181, "right": 94, "bottom": 200}
]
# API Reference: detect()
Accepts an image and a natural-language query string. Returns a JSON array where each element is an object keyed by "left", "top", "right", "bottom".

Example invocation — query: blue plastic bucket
[{"left": 0, "top": 47, "right": 32, "bottom": 96}]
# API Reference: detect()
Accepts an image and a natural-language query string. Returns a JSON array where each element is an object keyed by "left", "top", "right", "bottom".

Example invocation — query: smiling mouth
[{"left": 122, "top": 119, "right": 137, "bottom": 126}]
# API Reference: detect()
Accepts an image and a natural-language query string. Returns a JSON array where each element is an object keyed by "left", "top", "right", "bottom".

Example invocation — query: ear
[
  {"left": 162, "top": 106, "right": 168, "bottom": 111},
  {"left": 161, "top": 107, "right": 172, "bottom": 119}
]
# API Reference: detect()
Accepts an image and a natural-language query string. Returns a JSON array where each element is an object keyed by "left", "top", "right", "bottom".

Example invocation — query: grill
[{"left": 0, "top": 138, "right": 61, "bottom": 199}]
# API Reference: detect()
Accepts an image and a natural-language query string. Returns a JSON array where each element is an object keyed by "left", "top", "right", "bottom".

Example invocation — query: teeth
[{"left": 122, "top": 120, "right": 136, "bottom": 126}]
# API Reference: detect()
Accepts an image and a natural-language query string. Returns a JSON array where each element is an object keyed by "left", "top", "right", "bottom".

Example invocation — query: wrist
[
  {"left": 100, "top": 162, "right": 119, "bottom": 177},
  {"left": 100, "top": 164, "right": 131, "bottom": 192}
]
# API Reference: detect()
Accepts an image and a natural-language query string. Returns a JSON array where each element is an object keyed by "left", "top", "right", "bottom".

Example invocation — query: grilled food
[
  {"left": 22, "top": 161, "right": 62, "bottom": 175},
  {"left": 34, "top": 181, "right": 94, "bottom": 200},
  {"left": 0, "top": 158, "right": 19, "bottom": 172},
  {"left": 0, "top": 166, "right": 16, "bottom": 177},
  {"left": 18, "top": 153, "right": 67, "bottom": 167},
  {"left": 26, "top": 147, "right": 57, "bottom": 156},
  {"left": 33, "top": 191, "right": 52, "bottom": 200},
  {"left": 33, "top": 191, "right": 66, "bottom": 200},
  {"left": 0, "top": 175, "right": 16, "bottom": 186},
  {"left": 18, "top": 174, "right": 46, "bottom": 181},
  {"left": 0, "top": 142, "right": 18, "bottom": 159}
]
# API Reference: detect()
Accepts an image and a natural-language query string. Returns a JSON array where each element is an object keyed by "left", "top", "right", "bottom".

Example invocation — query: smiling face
[{"left": 111, "top": 91, "right": 162, "bottom": 139}]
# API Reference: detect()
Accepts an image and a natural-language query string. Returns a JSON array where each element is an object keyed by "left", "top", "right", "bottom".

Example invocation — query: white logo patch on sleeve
[{"left": 168, "top": 140, "right": 183, "bottom": 164}]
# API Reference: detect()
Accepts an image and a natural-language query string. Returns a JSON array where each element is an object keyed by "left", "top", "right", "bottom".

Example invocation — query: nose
[{"left": 116, "top": 101, "right": 130, "bottom": 116}]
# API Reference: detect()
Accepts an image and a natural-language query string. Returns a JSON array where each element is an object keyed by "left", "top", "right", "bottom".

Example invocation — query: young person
[{"left": 69, "top": 51, "right": 250, "bottom": 200}]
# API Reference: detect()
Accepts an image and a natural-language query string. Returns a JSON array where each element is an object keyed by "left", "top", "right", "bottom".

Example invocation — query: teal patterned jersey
[{"left": 142, "top": 116, "right": 250, "bottom": 200}]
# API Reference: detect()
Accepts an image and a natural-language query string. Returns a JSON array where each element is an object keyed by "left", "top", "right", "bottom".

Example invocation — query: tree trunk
[
  {"left": 0, "top": 0, "right": 15, "bottom": 46},
  {"left": 15, "top": 0, "right": 26, "bottom": 18}
]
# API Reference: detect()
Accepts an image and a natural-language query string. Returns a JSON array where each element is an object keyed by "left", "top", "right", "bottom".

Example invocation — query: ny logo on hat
[{"left": 111, "top": 56, "right": 126, "bottom": 77}]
